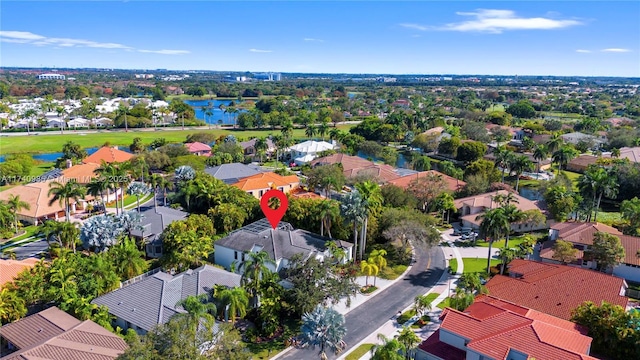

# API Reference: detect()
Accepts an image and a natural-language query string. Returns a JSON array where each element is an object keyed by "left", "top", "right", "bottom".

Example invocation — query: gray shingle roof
[
  {"left": 215, "top": 219, "right": 353, "bottom": 262},
  {"left": 91, "top": 265, "right": 241, "bottom": 332},
  {"left": 204, "top": 163, "right": 263, "bottom": 184},
  {"left": 130, "top": 206, "right": 188, "bottom": 244}
]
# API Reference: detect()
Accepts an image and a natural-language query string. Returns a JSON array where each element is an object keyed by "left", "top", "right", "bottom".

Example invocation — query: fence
[{"left": 120, "top": 267, "right": 162, "bottom": 288}]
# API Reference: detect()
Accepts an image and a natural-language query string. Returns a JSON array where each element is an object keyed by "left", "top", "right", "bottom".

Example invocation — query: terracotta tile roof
[
  {"left": 310, "top": 153, "right": 377, "bottom": 172},
  {"left": 618, "top": 146, "right": 640, "bottom": 163},
  {"left": 567, "top": 154, "right": 600, "bottom": 168},
  {"left": 539, "top": 240, "right": 585, "bottom": 263},
  {"left": 0, "top": 258, "right": 41, "bottom": 288},
  {"left": 184, "top": 141, "right": 211, "bottom": 152},
  {"left": 486, "top": 259, "right": 628, "bottom": 320},
  {"left": 0, "top": 178, "right": 72, "bottom": 219},
  {"left": 454, "top": 190, "right": 542, "bottom": 212},
  {"left": 289, "top": 188, "right": 323, "bottom": 199},
  {"left": 418, "top": 330, "right": 466, "bottom": 360},
  {"left": 386, "top": 170, "right": 466, "bottom": 191},
  {"left": 422, "top": 126, "right": 444, "bottom": 136},
  {"left": 619, "top": 235, "right": 640, "bottom": 266},
  {"left": 420, "top": 295, "right": 596, "bottom": 360},
  {"left": 551, "top": 221, "right": 622, "bottom": 246},
  {"left": 343, "top": 165, "right": 400, "bottom": 182},
  {"left": 61, "top": 163, "right": 100, "bottom": 184},
  {"left": 232, "top": 172, "right": 300, "bottom": 192},
  {"left": 83, "top": 146, "right": 133, "bottom": 165},
  {"left": 0, "top": 307, "right": 127, "bottom": 360}
]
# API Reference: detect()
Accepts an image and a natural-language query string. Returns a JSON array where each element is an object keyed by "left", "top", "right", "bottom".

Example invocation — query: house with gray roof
[
  {"left": 204, "top": 163, "right": 264, "bottom": 184},
  {"left": 240, "top": 137, "right": 276, "bottom": 161},
  {"left": 91, "top": 265, "right": 241, "bottom": 335},
  {"left": 129, "top": 206, "right": 188, "bottom": 258},
  {"left": 214, "top": 219, "right": 353, "bottom": 273}
]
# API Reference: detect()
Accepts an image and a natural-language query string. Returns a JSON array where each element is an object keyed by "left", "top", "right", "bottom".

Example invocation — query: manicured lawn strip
[
  {"left": 398, "top": 309, "right": 417, "bottom": 325},
  {"left": 476, "top": 238, "right": 527, "bottom": 248},
  {"left": 424, "top": 292, "right": 440, "bottom": 304},
  {"left": 461, "top": 258, "right": 500, "bottom": 273},
  {"left": 1, "top": 226, "right": 41, "bottom": 248},
  {"left": 595, "top": 211, "right": 622, "bottom": 225},
  {"left": 437, "top": 297, "right": 451, "bottom": 310},
  {"left": 449, "top": 258, "right": 458, "bottom": 274},
  {"left": 107, "top": 193, "right": 154, "bottom": 209},
  {"left": 345, "top": 344, "right": 375, "bottom": 360},
  {"left": 0, "top": 125, "right": 355, "bottom": 155},
  {"left": 378, "top": 265, "right": 408, "bottom": 280}
]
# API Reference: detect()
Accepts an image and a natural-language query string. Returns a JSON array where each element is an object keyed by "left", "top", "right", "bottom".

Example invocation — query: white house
[
  {"left": 286, "top": 140, "right": 337, "bottom": 164},
  {"left": 67, "top": 117, "right": 90, "bottom": 128},
  {"left": 46, "top": 118, "right": 66, "bottom": 128},
  {"left": 214, "top": 219, "right": 353, "bottom": 273}
]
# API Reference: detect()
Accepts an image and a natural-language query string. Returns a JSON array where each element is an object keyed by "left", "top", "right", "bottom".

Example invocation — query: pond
[
  {"left": 184, "top": 99, "right": 247, "bottom": 125},
  {"left": 519, "top": 186, "right": 544, "bottom": 201}
]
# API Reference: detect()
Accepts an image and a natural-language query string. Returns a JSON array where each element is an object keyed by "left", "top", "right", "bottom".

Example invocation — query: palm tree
[
  {"left": 578, "top": 166, "right": 619, "bottom": 222},
  {"left": 492, "top": 146, "right": 511, "bottom": 183},
  {"left": 48, "top": 180, "right": 87, "bottom": 222},
  {"left": 254, "top": 137, "right": 268, "bottom": 163},
  {"left": 148, "top": 174, "right": 162, "bottom": 211},
  {"left": 511, "top": 155, "right": 534, "bottom": 192},
  {"left": 477, "top": 207, "right": 509, "bottom": 274},
  {"left": 109, "top": 237, "right": 147, "bottom": 279},
  {"left": 622, "top": 197, "right": 640, "bottom": 235},
  {"left": 55, "top": 106, "right": 65, "bottom": 134},
  {"left": 217, "top": 287, "right": 249, "bottom": 323},
  {"left": 0, "top": 288, "right": 27, "bottom": 324},
  {"left": 205, "top": 108, "right": 213, "bottom": 129},
  {"left": 546, "top": 133, "right": 563, "bottom": 154},
  {"left": 496, "top": 247, "right": 518, "bottom": 275},
  {"left": 532, "top": 145, "right": 548, "bottom": 174},
  {"left": 306, "top": 124, "right": 317, "bottom": 139},
  {"left": 176, "top": 294, "right": 217, "bottom": 329},
  {"left": 368, "top": 249, "right": 387, "bottom": 286},
  {"left": 87, "top": 177, "right": 110, "bottom": 214},
  {"left": 115, "top": 164, "right": 132, "bottom": 213},
  {"left": 127, "top": 182, "right": 149, "bottom": 213},
  {"left": 239, "top": 251, "right": 275, "bottom": 307},
  {"left": 360, "top": 259, "right": 379, "bottom": 287},
  {"left": 159, "top": 176, "right": 172, "bottom": 207},
  {"left": 7, "top": 194, "right": 30, "bottom": 233},
  {"left": 318, "top": 122, "right": 330, "bottom": 141},
  {"left": 317, "top": 200, "right": 339, "bottom": 238},
  {"left": 397, "top": 326, "right": 421, "bottom": 360},
  {"left": 413, "top": 295, "right": 433, "bottom": 318},
  {"left": 552, "top": 146, "right": 578, "bottom": 172},
  {"left": 370, "top": 334, "right": 404, "bottom": 360},
  {"left": 300, "top": 305, "right": 347, "bottom": 359},
  {"left": 340, "top": 191, "right": 366, "bottom": 260},
  {"left": 95, "top": 161, "right": 119, "bottom": 214},
  {"left": 355, "top": 181, "right": 382, "bottom": 260},
  {"left": 117, "top": 103, "right": 129, "bottom": 132},
  {"left": 501, "top": 204, "right": 524, "bottom": 248},
  {"left": 40, "top": 220, "right": 80, "bottom": 254}
]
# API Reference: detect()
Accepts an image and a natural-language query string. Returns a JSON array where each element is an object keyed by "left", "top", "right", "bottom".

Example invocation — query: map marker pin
[{"left": 260, "top": 189, "right": 289, "bottom": 229}]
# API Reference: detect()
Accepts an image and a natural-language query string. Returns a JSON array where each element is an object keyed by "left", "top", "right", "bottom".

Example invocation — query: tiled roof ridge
[
  {"left": 530, "top": 321, "right": 592, "bottom": 356},
  {"left": 271, "top": 229, "right": 278, "bottom": 261},
  {"left": 157, "top": 277, "right": 167, "bottom": 325}
]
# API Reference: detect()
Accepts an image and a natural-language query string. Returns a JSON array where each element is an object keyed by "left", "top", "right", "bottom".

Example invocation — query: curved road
[{"left": 279, "top": 245, "right": 445, "bottom": 360}]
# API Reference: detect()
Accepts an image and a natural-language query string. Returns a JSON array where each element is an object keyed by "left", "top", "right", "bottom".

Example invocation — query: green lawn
[
  {"left": 345, "top": 344, "right": 375, "bottom": 360},
  {"left": 450, "top": 258, "right": 500, "bottom": 274},
  {"left": 424, "top": 292, "right": 440, "bottom": 304},
  {"left": 437, "top": 297, "right": 451, "bottom": 310},
  {"left": 378, "top": 265, "right": 408, "bottom": 280},
  {"left": 594, "top": 211, "right": 623, "bottom": 225},
  {"left": 541, "top": 111, "right": 583, "bottom": 119},
  {"left": 1, "top": 225, "right": 40, "bottom": 246},
  {"left": 107, "top": 193, "right": 154, "bottom": 209},
  {"left": 0, "top": 125, "right": 354, "bottom": 155},
  {"left": 485, "top": 104, "right": 505, "bottom": 112},
  {"left": 476, "top": 237, "right": 527, "bottom": 248},
  {"left": 29, "top": 162, "right": 56, "bottom": 177}
]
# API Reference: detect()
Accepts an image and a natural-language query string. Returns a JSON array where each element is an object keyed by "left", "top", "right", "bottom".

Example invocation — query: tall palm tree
[
  {"left": 217, "top": 287, "right": 249, "bottom": 323},
  {"left": 360, "top": 259, "right": 379, "bottom": 287},
  {"left": 318, "top": 122, "right": 330, "bottom": 141},
  {"left": 40, "top": 220, "right": 80, "bottom": 254},
  {"left": 317, "top": 200, "right": 339, "bottom": 238},
  {"left": 501, "top": 204, "right": 524, "bottom": 248},
  {"left": 254, "top": 137, "right": 268, "bottom": 163},
  {"left": 532, "top": 145, "right": 548, "bottom": 174},
  {"left": 148, "top": 174, "right": 162, "bottom": 211},
  {"left": 492, "top": 146, "right": 510, "bottom": 183},
  {"left": 368, "top": 249, "right": 387, "bottom": 286},
  {"left": 511, "top": 155, "right": 534, "bottom": 192},
  {"left": 239, "top": 251, "right": 275, "bottom": 307},
  {"left": 355, "top": 181, "right": 382, "bottom": 260},
  {"left": 7, "top": 194, "right": 30, "bottom": 233},
  {"left": 305, "top": 124, "right": 317, "bottom": 139},
  {"left": 477, "top": 207, "right": 509, "bottom": 274},
  {"left": 579, "top": 167, "right": 619, "bottom": 222},
  {"left": 496, "top": 247, "right": 517, "bottom": 275},
  {"left": 117, "top": 103, "right": 129, "bottom": 132},
  {"left": 158, "top": 176, "right": 172, "bottom": 207},
  {"left": 109, "top": 237, "right": 148, "bottom": 280},
  {"left": 340, "top": 191, "right": 366, "bottom": 260},
  {"left": 87, "top": 177, "right": 110, "bottom": 214},
  {"left": 48, "top": 180, "right": 87, "bottom": 222},
  {"left": 546, "top": 133, "right": 563, "bottom": 154},
  {"left": 176, "top": 294, "right": 217, "bottom": 330},
  {"left": 552, "top": 146, "right": 578, "bottom": 172},
  {"left": 95, "top": 161, "right": 119, "bottom": 214},
  {"left": 397, "top": 326, "right": 421, "bottom": 360},
  {"left": 114, "top": 163, "right": 132, "bottom": 213}
]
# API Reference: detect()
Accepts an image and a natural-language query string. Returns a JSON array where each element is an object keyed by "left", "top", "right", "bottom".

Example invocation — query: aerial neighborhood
[{"left": 1, "top": 54, "right": 640, "bottom": 360}]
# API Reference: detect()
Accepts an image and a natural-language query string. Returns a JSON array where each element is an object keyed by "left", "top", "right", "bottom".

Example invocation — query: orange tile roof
[
  {"left": 486, "top": 259, "right": 628, "bottom": 320},
  {"left": 551, "top": 221, "right": 622, "bottom": 246},
  {"left": 184, "top": 141, "right": 211, "bottom": 152},
  {"left": 454, "top": 190, "right": 542, "bottom": 212},
  {"left": 83, "top": 146, "right": 133, "bottom": 164},
  {"left": 310, "top": 153, "right": 400, "bottom": 182},
  {"left": 60, "top": 163, "right": 100, "bottom": 184},
  {"left": 232, "top": 172, "right": 300, "bottom": 192},
  {"left": 0, "top": 178, "right": 72, "bottom": 219},
  {"left": 290, "top": 188, "right": 323, "bottom": 199},
  {"left": 0, "top": 306, "right": 128, "bottom": 360},
  {"left": 0, "top": 258, "right": 41, "bottom": 288},
  {"left": 387, "top": 170, "right": 465, "bottom": 191},
  {"left": 619, "top": 235, "right": 640, "bottom": 266},
  {"left": 422, "top": 295, "right": 597, "bottom": 360}
]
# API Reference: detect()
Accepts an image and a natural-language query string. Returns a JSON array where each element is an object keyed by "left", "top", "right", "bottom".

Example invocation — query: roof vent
[
  {"left": 556, "top": 303, "right": 562, "bottom": 306},
  {"left": 132, "top": 308, "right": 136, "bottom": 312},
  {"left": 118, "top": 301, "right": 123, "bottom": 305},
  {"left": 38, "top": 328, "right": 43, "bottom": 333}
]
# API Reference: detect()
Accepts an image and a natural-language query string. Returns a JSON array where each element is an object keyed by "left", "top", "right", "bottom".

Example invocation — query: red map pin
[{"left": 260, "top": 189, "right": 289, "bottom": 229}]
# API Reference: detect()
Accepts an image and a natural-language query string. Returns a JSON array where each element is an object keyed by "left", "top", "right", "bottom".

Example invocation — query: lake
[
  {"left": 184, "top": 99, "right": 246, "bottom": 125},
  {"left": 356, "top": 151, "right": 409, "bottom": 169}
]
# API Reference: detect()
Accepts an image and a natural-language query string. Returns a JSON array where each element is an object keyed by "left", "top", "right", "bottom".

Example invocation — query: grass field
[
  {"left": 476, "top": 237, "right": 527, "bottom": 248},
  {"left": 450, "top": 258, "right": 500, "bottom": 274},
  {"left": 541, "top": 111, "right": 583, "bottom": 119},
  {"left": 345, "top": 344, "right": 375, "bottom": 360},
  {"left": 0, "top": 125, "right": 354, "bottom": 155}
]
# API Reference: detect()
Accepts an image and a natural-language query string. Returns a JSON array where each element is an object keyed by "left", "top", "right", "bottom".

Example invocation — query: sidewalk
[{"left": 338, "top": 232, "right": 464, "bottom": 360}]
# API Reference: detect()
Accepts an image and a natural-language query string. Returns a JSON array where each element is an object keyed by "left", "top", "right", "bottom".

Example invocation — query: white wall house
[{"left": 286, "top": 140, "right": 337, "bottom": 165}]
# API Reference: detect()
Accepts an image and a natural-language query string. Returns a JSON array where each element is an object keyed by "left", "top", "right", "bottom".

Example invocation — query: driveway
[
  {"left": 277, "top": 245, "right": 445, "bottom": 360},
  {"left": 11, "top": 238, "right": 48, "bottom": 259}
]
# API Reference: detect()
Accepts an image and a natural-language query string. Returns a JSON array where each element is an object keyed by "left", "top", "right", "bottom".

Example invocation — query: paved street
[
  {"left": 11, "top": 238, "right": 48, "bottom": 259},
  {"left": 278, "top": 244, "right": 445, "bottom": 360}
]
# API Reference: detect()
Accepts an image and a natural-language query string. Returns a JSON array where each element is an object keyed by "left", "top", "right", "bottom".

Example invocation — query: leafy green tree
[
  {"left": 48, "top": 179, "right": 87, "bottom": 223},
  {"left": 0, "top": 288, "right": 27, "bottom": 324},
  {"left": 621, "top": 197, "right": 640, "bottom": 235},
  {"left": 381, "top": 184, "right": 418, "bottom": 209},
  {"left": 397, "top": 326, "right": 421, "bottom": 360},
  {"left": 456, "top": 141, "right": 487, "bottom": 163},
  {"left": 160, "top": 214, "right": 215, "bottom": 272},
  {"left": 108, "top": 237, "right": 148, "bottom": 280},
  {"left": 458, "top": 273, "right": 487, "bottom": 294},
  {"left": 577, "top": 165, "right": 619, "bottom": 222},
  {"left": 552, "top": 240, "right": 579, "bottom": 264},
  {"left": 382, "top": 221, "right": 440, "bottom": 263},
  {"left": 544, "top": 185, "right": 580, "bottom": 222},
  {"left": 437, "top": 137, "right": 460, "bottom": 157},
  {"left": 300, "top": 305, "right": 347, "bottom": 359},
  {"left": 208, "top": 203, "right": 247, "bottom": 233},
  {"left": 552, "top": 146, "right": 578, "bottom": 172},
  {"left": 370, "top": 334, "right": 404, "bottom": 360},
  {"left": 433, "top": 192, "right": 456, "bottom": 223},
  {"left": 40, "top": 220, "right": 80, "bottom": 254},
  {"left": 305, "top": 164, "right": 346, "bottom": 198},
  {"left": 589, "top": 231, "right": 625, "bottom": 272},
  {"left": 506, "top": 100, "right": 536, "bottom": 118},
  {"left": 571, "top": 301, "right": 640, "bottom": 359},
  {"left": 449, "top": 287, "right": 475, "bottom": 311},
  {"left": 511, "top": 155, "right": 534, "bottom": 192}
]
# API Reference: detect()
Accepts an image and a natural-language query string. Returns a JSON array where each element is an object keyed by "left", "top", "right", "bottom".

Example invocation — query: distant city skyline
[{"left": 1, "top": 1, "right": 638, "bottom": 77}]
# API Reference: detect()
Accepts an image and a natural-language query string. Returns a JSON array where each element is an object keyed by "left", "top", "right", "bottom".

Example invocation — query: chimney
[{"left": 66, "top": 159, "right": 73, "bottom": 169}]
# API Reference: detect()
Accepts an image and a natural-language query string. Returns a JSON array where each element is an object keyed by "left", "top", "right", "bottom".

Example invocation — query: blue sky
[{"left": 1, "top": 1, "right": 638, "bottom": 76}]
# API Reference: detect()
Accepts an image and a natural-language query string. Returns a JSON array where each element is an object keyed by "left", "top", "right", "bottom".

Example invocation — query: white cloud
[
  {"left": 304, "top": 38, "right": 324, "bottom": 42},
  {"left": 139, "top": 49, "right": 190, "bottom": 55},
  {"left": 249, "top": 48, "right": 273, "bottom": 53},
  {"left": 0, "top": 30, "right": 189, "bottom": 54},
  {"left": 399, "top": 23, "right": 429, "bottom": 31},
  {"left": 601, "top": 48, "right": 631, "bottom": 53},
  {"left": 576, "top": 49, "right": 591, "bottom": 53},
  {"left": 403, "top": 9, "right": 582, "bottom": 34}
]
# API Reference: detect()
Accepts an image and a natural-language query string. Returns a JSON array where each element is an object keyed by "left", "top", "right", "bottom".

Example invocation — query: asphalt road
[
  {"left": 279, "top": 245, "right": 446, "bottom": 360},
  {"left": 12, "top": 238, "right": 48, "bottom": 259}
]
